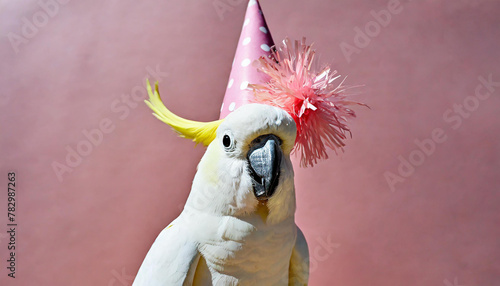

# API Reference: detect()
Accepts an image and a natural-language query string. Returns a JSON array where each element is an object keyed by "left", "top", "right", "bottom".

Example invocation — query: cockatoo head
[
  {"left": 217, "top": 104, "right": 296, "bottom": 199},
  {"left": 191, "top": 103, "right": 297, "bottom": 222},
  {"left": 144, "top": 82, "right": 297, "bottom": 222}
]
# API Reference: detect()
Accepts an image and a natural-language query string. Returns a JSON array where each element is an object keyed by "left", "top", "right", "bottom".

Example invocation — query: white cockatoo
[{"left": 133, "top": 81, "right": 309, "bottom": 285}]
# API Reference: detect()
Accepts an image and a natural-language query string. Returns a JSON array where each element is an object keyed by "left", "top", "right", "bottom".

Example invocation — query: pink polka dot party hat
[
  {"left": 219, "top": 0, "right": 275, "bottom": 119},
  {"left": 145, "top": 0, "right": 366, "bottom": 167}
]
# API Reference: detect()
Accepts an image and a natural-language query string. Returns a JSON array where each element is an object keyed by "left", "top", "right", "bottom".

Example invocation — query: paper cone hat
[
  {"left": 219, "top": 0, "right": 275, "bottom": 119},
  {"left": 145, "top": 0, "right": 366, "bottom": 167}
]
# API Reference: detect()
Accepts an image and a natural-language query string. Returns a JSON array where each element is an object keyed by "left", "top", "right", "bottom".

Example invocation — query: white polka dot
[
  {"left": 260, "top": 44, "right": 270, "bottom": 52},
  {"left": 240, "top": 81, "right": 249, "bottom": 90},
  {"left": 243, "top": 18, "right": 250, "bottom": 27},
  {"left": 242, "top": 37, "right": 251, "bottom": 46},
  {"left": 241, "top": 58, "right": 251, "bottom": 67},
  {"left": 220, "top": 103, "right": 224, "bottom": 112},
  {"left": 249, "top": 0, "right": 257, "bottom": 6},
  {"left": 259, "top": 26, "right": 267, "bottom": 34},
  {"left": 227, "top": 78, "right": 234, "bottom": 89},
  {"left": 228, "top": 102, "right": 236, "bottom": 111}
]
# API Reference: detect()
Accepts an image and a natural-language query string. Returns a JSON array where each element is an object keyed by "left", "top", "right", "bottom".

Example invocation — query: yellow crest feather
[{"left": 145, "top": 80, "right": 223, "bottom": 146}]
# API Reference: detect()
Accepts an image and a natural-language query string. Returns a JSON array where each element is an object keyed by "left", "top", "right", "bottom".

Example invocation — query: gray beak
[{"left": 247, "top": 134, "right": 282, "bottom": 200}]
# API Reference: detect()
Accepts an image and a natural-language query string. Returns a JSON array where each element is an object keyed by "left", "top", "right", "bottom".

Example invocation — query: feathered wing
[
  {"left": 133, "top": 215, "right": 201, "bottom": 286},
  {"left": 289, "top": 226, "right": 309, "bottom": 285}
]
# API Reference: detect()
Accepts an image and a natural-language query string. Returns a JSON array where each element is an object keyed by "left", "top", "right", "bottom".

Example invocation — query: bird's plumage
[{"left": 134, "top": 90, "right": 309, "bottom": 285}]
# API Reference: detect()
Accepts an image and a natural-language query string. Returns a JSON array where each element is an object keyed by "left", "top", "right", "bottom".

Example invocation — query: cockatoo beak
[{"left": 247, "top": 134, "right": 282, "bottom": 200}]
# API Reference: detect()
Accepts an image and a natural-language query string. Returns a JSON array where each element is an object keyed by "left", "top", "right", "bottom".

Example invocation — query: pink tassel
[{"left": 250, "top": 38, "right": 367, "bottom": 167}]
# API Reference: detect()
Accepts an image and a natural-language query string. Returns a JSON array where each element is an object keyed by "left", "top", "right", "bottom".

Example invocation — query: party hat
[
  {"left": 145, "top": 0, "right": 365, "bottom": 167},
  {"left": 219, "top": 0, "right": 275, "bottom": 119}
]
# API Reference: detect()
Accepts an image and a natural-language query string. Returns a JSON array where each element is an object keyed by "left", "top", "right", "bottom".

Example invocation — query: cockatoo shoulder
[{"left": 132, "top": 215, "right": 200, "bottom": 285}]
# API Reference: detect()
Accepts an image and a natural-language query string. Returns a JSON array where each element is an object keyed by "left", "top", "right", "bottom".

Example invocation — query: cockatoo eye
[
  {"left": 222, "top": 131, "right": 236, "bottom": 151},
  {"left": 223, "top": 135, "right": 231, "bottom": 147}
]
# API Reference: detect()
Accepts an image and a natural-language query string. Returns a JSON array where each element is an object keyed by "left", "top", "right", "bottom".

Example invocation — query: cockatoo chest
[{"left": 198, "top": 214, "right": 296, "bottom": 285}]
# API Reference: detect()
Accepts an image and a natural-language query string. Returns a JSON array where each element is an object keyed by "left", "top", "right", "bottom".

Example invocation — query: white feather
[{"left": 134, "top": 104, "right": 309, "bottom": 285}]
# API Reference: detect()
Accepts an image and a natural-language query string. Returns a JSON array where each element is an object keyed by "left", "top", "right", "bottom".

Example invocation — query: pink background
[{"left": 1, "top": 0, "right": 499, "bottom": 285}]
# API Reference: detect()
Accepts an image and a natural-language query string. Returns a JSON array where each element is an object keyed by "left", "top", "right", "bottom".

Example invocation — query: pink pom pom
[{"left": 249, "top": 38, "right": 367, "bottom": 167}]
